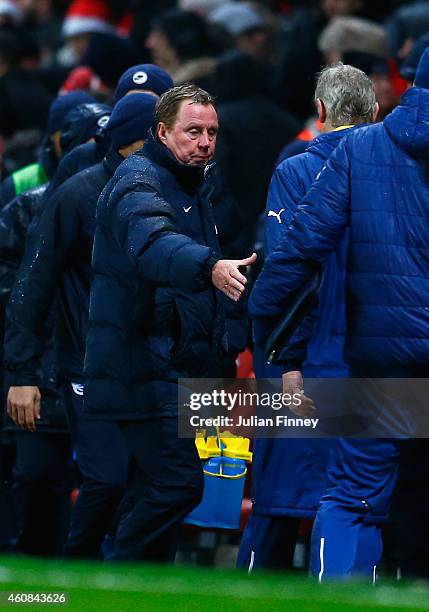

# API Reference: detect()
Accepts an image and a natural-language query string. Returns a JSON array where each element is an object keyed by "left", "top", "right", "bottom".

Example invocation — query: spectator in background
[
  {"left": 208, "top": 2, "right": 273, "bottom": 61},
  {"left": 179, "top": 0, "right": 228, "bottom": 17},
  {"left": 276, "top": 0, "right": 365, "bottom": 119},
  {"left": 0, "top": 28, "right": 55, "bottom": 175},
  {"left": 0, "top": 90, "right": 94, "bottom": 207},
  {"left": 59, "top": 0, "right": 118, "bottom": 66},
  {"left": 386, "top": 1, "right": 429, "bottom": 61},
  {"left": 318, "top": 16, "right": 388, "bottom": 64},
  {"left": 399, "top": 32, "right": 429, "bottom": 84},
  {"left": 128, "top": 0, "right": 175, "bottom": 62},
  {"left": 17, "top": 0, "right": 63, "bottom": 66},
  {"left": 145, "top": 9, "right": 230, "bottom": 91},
  {"left": 78, "top": 31, "right": 139, "bottom": 97},
  {"left": 214, "top": 50, "right": 300, "bottom": 244},
  {"left": 0, "top": 1, "right": 23, "bottom": 28}
]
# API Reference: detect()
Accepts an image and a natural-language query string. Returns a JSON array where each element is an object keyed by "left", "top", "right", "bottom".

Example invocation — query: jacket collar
[
  {"left": 103, "top": 146, "right": 125, "bottom": 176},
  {"left": 141, "top": 128, "right": 207, "bottom": 192}
]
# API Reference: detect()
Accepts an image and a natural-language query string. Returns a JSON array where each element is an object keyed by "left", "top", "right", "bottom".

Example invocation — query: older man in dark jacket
[
  {"left": 250, "top": 48, "right": 429, "bottom": 580},
  {"left": 85, "top": 84, "right": 256, "bottom": 561},
  {"left": 239, "top": 63, "right": 379, "bottom": 573}
]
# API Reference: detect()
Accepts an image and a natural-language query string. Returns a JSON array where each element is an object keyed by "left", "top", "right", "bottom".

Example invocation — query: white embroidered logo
[
  {"left": 132, "top": 71, "right": 148, "bottom": 85},
  {"left": 183, "top": 205, "right": 192, "bottom": 213},
  {"left": 268, "top": 208, "right": 285, "bottom": 224},
  {"left": 97, "top": 115, "right": 110, "bottom": 128},
  {"left": 71, "top": 383, "right": 84, "bottom": 396}
]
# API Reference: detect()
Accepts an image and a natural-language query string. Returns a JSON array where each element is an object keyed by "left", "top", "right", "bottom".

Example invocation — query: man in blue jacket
[
  {"left": 249, "top": 48, "right": 429, "bottom": 580},
  {"left": 84, "top": 84, "right": 256, "bottom": 561},
  {"left": 4, "top": 93, "right": 159, "bottom": 558},
  {"left": 238, "top": 63, "right": 379, "bottom": 572}
]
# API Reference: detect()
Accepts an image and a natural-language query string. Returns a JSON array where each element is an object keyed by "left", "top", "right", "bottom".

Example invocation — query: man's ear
[
  {"left": 372, "top": 102, "right": 379, "bottom": 123},
  {"left": 157, "top": 122, "right": 168, "bottom": 145},
  {"left": 316, "top": 98, "right": 327, "bottom": 124}
]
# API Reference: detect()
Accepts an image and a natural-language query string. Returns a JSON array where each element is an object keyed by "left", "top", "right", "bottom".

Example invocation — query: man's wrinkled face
[{"left": 158, "top": 100, "right": 218, "bottom": 166}]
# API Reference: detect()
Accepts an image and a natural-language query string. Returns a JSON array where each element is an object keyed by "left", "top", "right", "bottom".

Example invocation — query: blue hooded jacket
[{"left": 250, "top": 82, "right": 429, "bottom": 377}]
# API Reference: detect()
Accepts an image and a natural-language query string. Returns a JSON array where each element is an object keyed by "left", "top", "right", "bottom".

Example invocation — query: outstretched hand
[{"left": 212, "top": 253, "right": 257, "bottom": 301}]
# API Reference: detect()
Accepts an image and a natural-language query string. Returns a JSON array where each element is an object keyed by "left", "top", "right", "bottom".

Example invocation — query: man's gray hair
[{"left": 315, "top": 63, "right": 376, "bottom": 128}]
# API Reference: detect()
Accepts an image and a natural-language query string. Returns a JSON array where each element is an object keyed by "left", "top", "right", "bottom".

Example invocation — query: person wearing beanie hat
[
  {"left": 59, "top": 101, "right": 111, "bottom": 157},
  {"left": 46, "top": 64, "right": 172, "bottom": 199},
  {"left": 114, "top": 63, "right": 173, "bottom": 103},
  {"left": 0, "top": 90, "right": 95, "bottom": 208},
  {"left": 47, "top": 91, "right": 95, "bottom": 152},
  {"left": 5, "top": 91, "right": 160, "bottom": 559},
  {"left": 249, "top": 47, "right": 429, "bottom": 581},
  {"left": 106, "top": 93, "right": 156, "bottom": 150}
]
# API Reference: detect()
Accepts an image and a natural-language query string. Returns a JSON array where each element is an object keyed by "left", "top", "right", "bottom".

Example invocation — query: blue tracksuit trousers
[{"left": 310, "top": 437, "right": 400, "bottom": 581}]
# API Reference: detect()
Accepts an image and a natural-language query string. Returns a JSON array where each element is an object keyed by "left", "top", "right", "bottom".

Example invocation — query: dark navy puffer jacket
[
  {"left": 84, "top": 132, "right": 227, "bottom": 420},
  {"left": 46, "top": 136, "right": 110, "bottom": 196},
  {"left": 250, "top": 86, "right": 429, "bottom": 375}
]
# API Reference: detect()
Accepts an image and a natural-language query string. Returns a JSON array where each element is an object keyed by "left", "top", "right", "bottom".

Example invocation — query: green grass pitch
[{"left": 0, "top": 556, "right": 428, "bottom": 611}]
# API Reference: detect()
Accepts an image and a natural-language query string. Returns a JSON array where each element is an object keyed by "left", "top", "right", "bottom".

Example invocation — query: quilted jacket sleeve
[{"left": 113, "top": 182, "right": 220, "bottom": 293}]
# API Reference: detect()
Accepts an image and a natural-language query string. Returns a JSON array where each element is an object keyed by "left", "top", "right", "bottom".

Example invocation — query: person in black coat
[
  {"left": 5, "top": 93, "right": 159, "bottom": 559},
  {"left": 214, "top": 51, "right": 300, "bottom": 245},
  {"left": 84, "top": 84, "right": 256, "bottom": 561}
]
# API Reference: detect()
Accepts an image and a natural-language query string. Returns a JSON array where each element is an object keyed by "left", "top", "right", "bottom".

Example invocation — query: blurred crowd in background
[
  {"left": 0, "top": 0, "right": 427, "bottom": 244},
  {"left": 0, "top": 0, "right": 429, "bottom": 570}
]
